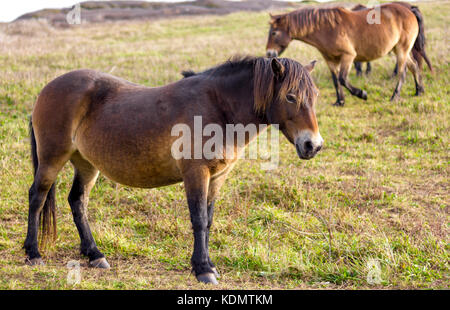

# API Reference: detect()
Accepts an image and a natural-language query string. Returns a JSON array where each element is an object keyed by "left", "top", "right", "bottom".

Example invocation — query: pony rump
[{"left": 253, "top": 58, "right": 317, "bottom": 113}]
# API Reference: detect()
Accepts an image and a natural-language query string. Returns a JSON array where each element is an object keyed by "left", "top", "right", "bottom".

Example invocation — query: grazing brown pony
[
  {"left": 352, "top": 2, "right": 433, "bottom": 77},
  {"left": 266, "top": 3, "right": 426, "bottom": 105},
  {"left": 24, "top": 56, "right": 322, "bottom": 285}
]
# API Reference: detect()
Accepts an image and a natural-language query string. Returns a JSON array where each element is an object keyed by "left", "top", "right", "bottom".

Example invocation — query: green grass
[{"left": 0, "top": 2, "right": 448, "bottom": 289}]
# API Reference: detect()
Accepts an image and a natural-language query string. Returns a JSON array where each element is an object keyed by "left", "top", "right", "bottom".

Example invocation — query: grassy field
[{"left": 0, "top": 1, "right": 448, "bottom": 289}]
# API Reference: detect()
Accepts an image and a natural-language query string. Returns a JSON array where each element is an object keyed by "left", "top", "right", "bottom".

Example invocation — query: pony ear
[
  {"left": 269, "top": 13, "right": 276, "bottom": 24},
  {"left": 271, "top": 58, "right": 285, "bottom": 78},
  {"left": 304, "top": 60, "right": 317, "bottom": 73}
]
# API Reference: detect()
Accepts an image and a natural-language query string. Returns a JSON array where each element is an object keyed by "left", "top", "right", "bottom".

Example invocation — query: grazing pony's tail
[
  {"left": 30, "top": 118, "right": 57, "bottom": 247},
  {"left": 410, "top": 5, "right": 433, "bottom": 72}
]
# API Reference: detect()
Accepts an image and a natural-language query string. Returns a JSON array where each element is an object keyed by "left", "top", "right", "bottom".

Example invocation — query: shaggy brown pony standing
[
  {"left": 352, "top": 2, "right": 433, "bottom": 77},
  {"left": 266, "top": 3, "right": 426, "bottom": 105},
  {"left": 24, "top": 56, "right": 322, "bottom": 285}
]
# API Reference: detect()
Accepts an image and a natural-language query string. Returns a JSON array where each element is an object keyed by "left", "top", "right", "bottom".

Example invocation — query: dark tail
[
  {"left": 410, "top": 5, "right": 433, "bottom": 72},
  {"left": 30, "top": 119, "right": 57, "bottom": 246}
]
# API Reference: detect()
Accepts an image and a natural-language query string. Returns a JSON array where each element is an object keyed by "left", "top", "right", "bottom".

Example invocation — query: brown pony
[
  {"left": 24, "top": 56, "right": 322, "bottom": 284},
  {"left": 266, "top": 3, "right": 426, "bottom": 105},
  {"left": 352, "top": 2, "right": 433, "bottom": 77}
]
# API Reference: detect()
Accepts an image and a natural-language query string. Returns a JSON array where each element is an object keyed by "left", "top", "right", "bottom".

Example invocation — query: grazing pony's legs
[
  {"left": 183, "top": 166, "right": 217, "bottom": 284},
  {"left": 68, "top": 152, "right": 109, "bottom": 268},
  {"left": 390, "top": 48, "right": 409, "bottom": 101},
  {"left": 326, "top": 61, "right": 345, "bottom": 106},
  {"left": 338, "top": 54, "right": 368, "bottom": 101},
  {"left": 366, "top": 62, "right": 372, "bottom": 75},
  {"left": 354, "top": 61, "right": 363, "bottom": 77},
  {"left": 354, "top": 61, "right": 372, "bottom": 77},
  {"left": 406, "top": 53, "right": 424, "bottom": 96}
]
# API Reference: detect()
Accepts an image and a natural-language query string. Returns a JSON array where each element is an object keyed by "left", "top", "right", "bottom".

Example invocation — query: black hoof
[
  {"left": 211, "top": 267, "right": 220, "bottom": 279},
  {"left": 25, "top": 257, "right": 44, "bottom": 266},
  {"left": 415, "top": 88, "right": 424, "bottom": 96},
  {"left": 89, "top": 257, "right": 110, "bottom": 269},
  {"left": 360, "top": 90, "right": 368, "bottom": 100},
  {"left": 332, "top": 100, "right": 344, "bottom": 106},
  {"left": 197, "top": 272, "right": 218, "bottom": 285}
]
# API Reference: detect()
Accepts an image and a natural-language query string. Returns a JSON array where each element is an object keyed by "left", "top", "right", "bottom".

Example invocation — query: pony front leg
[
  {"left": 206, "top": 167, "right": 232, "bottom": 279},
  {"left": 183, "top": 166, "right": 218, "bottom": 284},
  {"left": 338, "top": 54, "right": 368, "bottom": 100},
  {"left": 326, "top": 61, "right": 345, "bottom": 106}
]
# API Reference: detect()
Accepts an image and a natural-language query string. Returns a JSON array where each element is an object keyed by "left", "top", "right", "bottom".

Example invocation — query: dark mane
[
  {"left": 284, "top": 7, "right": 345, "bottom": 37},
  {"left": 181, "top": 70, "right": 196, "bottom": 78},
  {"left": 181, "top": 55, "right": 256, "bottom": 78},
  {"left": 352, "top": 4, "right": 367, "bottom": 11},
  {"left": 182, "top": 56, "right": 317, "bottom": 113}
]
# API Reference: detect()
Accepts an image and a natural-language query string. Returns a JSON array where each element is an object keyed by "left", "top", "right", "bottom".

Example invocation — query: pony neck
[
  {"left": 211, "top": 68, "right": 268, "bottom": 127},
  {"left": 287, "top": 8, "right": 342, "bottom": 42}
]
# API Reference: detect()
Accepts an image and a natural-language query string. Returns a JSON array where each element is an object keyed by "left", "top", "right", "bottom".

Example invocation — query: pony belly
[
  {"left": 74, "top": 137, "right": 183, "bottom": 189},
  {"left": 97, "top": 162, "right": 183, "bottom": 189}
]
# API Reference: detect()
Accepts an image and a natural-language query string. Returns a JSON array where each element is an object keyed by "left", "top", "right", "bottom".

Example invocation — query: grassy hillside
[{"left": 0, "top": 1, "right": 448, "bottom": 289}]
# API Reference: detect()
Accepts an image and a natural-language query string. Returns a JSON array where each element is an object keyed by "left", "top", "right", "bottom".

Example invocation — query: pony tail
[
  {"left": 410, "top": 6, "right": 433, "bottom": 72},
  {"left": 30, "top": 119, "right": 57, "bottom": 247}
]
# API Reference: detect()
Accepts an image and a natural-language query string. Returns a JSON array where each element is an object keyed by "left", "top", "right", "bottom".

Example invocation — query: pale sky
[{"left": 0, "top": 0, "right": 319, "bottom": 23}]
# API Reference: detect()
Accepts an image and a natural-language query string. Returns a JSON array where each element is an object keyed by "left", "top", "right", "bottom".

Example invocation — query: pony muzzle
[
  {"left": 266, "top": 49, "right": 278, "bottom": 58},
  {"left": 295, "top": 130, "right": 323, "bottom": 160}
]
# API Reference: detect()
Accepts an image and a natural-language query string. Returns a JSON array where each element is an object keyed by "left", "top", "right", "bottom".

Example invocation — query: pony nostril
[
  {"left": 266, "top": 50, "right": 277, "bottom": 58},
  {"left": 316, "top": 144, "right": 322, "bottom": 152},
  {"left": 304, "top": 140, "right": 313, "bottom": 152}
]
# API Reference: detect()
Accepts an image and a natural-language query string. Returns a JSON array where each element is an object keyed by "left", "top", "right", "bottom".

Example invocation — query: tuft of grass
[{"left": 0, "top": 2, "right": 448, "bottom": 289}]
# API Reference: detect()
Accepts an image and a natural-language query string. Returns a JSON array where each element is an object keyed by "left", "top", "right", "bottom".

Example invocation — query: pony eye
[
  {"left": 271, "top": 31, "right": 277, "bottom": 36},
  {"left": 286, "top": 94, "right": 297, "bottom": 103}
]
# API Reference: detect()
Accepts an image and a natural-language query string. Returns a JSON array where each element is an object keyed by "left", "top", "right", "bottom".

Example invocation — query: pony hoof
[
  {"left": 197, "top": 272, "right": 218, "bottom": 285},
  {"left": 25, "top": 257, "right": 44, "bottom": 266},
  {"left": 361, "top": 91, "right": 368, "bottom": 100},
  {"left": 211, "top": 267, "right": 220, "bottom": 279},
  {"left": 416, "top": 88, "right": 424, "bottom": 96},
  {"left": 332, "top": 101, "right": 344, "bottom": 107},
  {"left": 89, "top": 257, "right": 110, "bottom": 269}
]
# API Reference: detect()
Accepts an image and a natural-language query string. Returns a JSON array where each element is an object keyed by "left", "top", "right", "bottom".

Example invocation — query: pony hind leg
[
  {"left": 354, "top": 61, "right": 363, "bottom": 77},
  {"left": 68, "top": 152, "right": 109, "bottom": 268},
  {"left": 390, "top": 49, "right": 408, "bottom": 101},
  {"left": 338, "top": 54, "right": 368, "bottom": 100},
  {"left": 24, "top": 122, "right": 72, "bottom": 265},
  {"left": 24, "top": 166, "right": 60, "bottom": 265},
  {"left": 406, "top": 54, "right": 424, "bottom": 96},
  {"left": 366, "top": 62, "right": 372, "bottom": 75}
]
